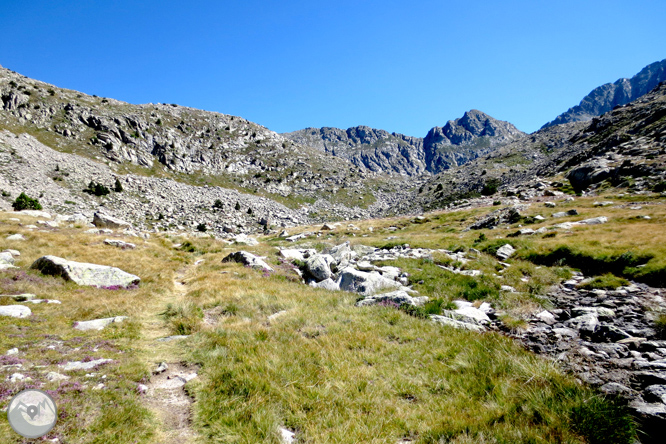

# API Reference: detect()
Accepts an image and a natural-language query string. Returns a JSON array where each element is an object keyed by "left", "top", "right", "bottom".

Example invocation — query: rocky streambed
[{"left": 505, "top": 275, "right": 666, "bottom": 442}]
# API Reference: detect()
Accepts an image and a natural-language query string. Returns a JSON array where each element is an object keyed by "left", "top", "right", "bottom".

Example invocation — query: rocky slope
[
  {"left": 0, "top": 66, "right": 410, "bottom": 224},
  {"left": 284, "top": 110, "right": 524, "bottom": 176},
  {"left": 542, "top": 59, "right": 666, "bottom": 128},
  {"left": 404, "top": 81, "right": 666, "bottom": 214}
]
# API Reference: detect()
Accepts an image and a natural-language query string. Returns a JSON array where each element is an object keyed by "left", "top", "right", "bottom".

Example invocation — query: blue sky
[{"left": 1, "top": 0, "right": 665, "bottom": 136}]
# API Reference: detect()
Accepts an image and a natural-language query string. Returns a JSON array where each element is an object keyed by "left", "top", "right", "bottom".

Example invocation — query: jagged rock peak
[
  {"left": 427, "top": 109, "right": 524, "bottom": 146},
  {"left": 542, "top": 58, "right": 666, "bottom": 129}
]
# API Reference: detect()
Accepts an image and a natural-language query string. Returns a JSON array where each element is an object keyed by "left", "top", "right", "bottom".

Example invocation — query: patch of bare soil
[{"left": 144, "top": 361, "right": 199, "bottom": 444}]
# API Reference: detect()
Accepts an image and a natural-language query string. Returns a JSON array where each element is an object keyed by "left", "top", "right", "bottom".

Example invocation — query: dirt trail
[{"left": 140, "top": 266, "right": 200, "bottom": 444}]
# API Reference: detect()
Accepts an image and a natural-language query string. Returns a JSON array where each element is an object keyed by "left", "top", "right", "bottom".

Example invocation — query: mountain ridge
[
  {"left": 542, "top": 58, "right": 666, "bottom": 129},
  {"left": 284, "top": 110, "right": 524, "bottom": 176}
]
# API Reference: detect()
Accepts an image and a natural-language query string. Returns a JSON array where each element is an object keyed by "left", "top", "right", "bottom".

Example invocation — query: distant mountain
[
  {"left": 542, "top": 59, "right": 666, "bottom": 129},
  {"left": 405, "top": 81, "right": 666, "bottom": 214},
  {"left": 284, "top": 110, "right": 524, "bottom": 176}
]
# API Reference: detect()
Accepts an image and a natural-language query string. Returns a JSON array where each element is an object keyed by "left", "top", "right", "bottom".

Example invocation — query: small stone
[
  {"left": 73, "top": 316, "right": 128, "bottom": 331},
  {"left": 279, "top": 427, "right": 296, "bottom": 444},
  {"left": 544, "top": 202, "right": 556, "bottom": 208},
  {"left": 46, "top": 371, "right": 70, "bottom": 382},
  {"left": 600, "top": 382, "right": 633, "bottom": 396},
  {"left": 495, "top": 244, "right": 516, "bottom": 260},
  {"left": 535, "top": 311, "right": 557, "bottom": 325},
  {"left": 6, "top": 348, "right": 19, "bottom": 355},
  {"left": 154, "top": 362, "right": 168, "bottom": 374},
  {"left": 0, "top": 305, "right": 31, "bottom": 318},
  {"left": 136, "top": 383, "right": 148, "bottom": 394},
  {"left": 6, "top": 234, "right": 25, "bottom": 241},
  {"left": 104, "top": 239, "right": 136, "bottom": 249}
]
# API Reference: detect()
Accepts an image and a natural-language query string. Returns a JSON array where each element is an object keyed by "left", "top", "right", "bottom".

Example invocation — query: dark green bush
[
  {"left": 114, "top": 178, "right": 123, "bottom": 192},
  {"left": 12, "top": 192, "right": 42, "bottom": 211},
  {"left": 84, "top": 181, "right": 110, "bottom": 196},
  {"left": 197, "top": 223, "right": 207, "bottom": 232},
  {"left": 481, "top": 179, "right": 501, "bottom": 196}
]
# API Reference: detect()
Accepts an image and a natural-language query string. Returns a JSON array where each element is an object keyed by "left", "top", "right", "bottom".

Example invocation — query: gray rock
[
  {"left": 46, "top": 371, "right": 70, "bottom": 382},
  {"left": 59, "top": 358, "right": 113, "bottom": 371},
  {"left": 0, "top": 251, "right": 15, "bottom": 265},
  {"left": 565, "top": 313, "right": 599, "bottom": 335},
  {"left": 5, "top": 234, "right": 25, "bottom": 241},
  {"left": 104, "top": 239, "right": 136, "bottom": 249},
  {"left": 535, "top": 310, "right": 557, "bottom": 325},
  {"left": 544, "top": 202, "right": 556, "bottom": 208},
  {"left": 552, "top": 212, "right": 568, "bottom": 218},
  {"left": 279, "top": 248, "right": 315, "bottom": 261},
  {"left": 31, "top": 255, "right": 141, "bottom": 288},
  {"left": 495, "top": 244, "right": 516, "bottom": 260},
  {"left": 305, "top": 254, "right": 335, "bottom": 281},
  {"left": 644, "top": 385, "right": 666, "bottom": 404},
  {"left": 430, "top": 315, "right": 485, "bottom": 332},
  {"left": 93, "top": 212, "right": 132, "bottom": 229},
  {"left": 279, "top": 427, "right": 296, "bottom": 444},
  {"left": 233, "top": 233, "right": 259, "bottom": 246},
  {"left": 599, "top": 382, "right": 634, "bottom": 396},
  {"left": 310, "top": 278, "right": 340, "bottom": 291},
  {"left": 580, "top": 216, "right": 608, "bottom": 225},
  {"left": 73, "top": 316, "right": 128, "bottom": 331},
  {"left": 222, "top": 251, "right": 273, "bottom": 272},
  {"left": 6, "top": 348, "right": 19, "bottom": 355},
  {"left": 355, "top": 290, "right": 427, "bottom": 307},
  {"left": 153, "top": 362, "right": 168, "bottom": 374},
  {"left": 338, "top": 267, "right": 402, "bottom": 296},
  {"left": 356, "top": 260, "right": 375, "bottom": 272},
  {"left": 451, "top": 300, "right": 491, "bottom": 324},
  {"left": 324, "top": 241, "right": 356, "bottom": 264},
  {"left": 0, "top": 305, "right": 31, "bottom": 318}
]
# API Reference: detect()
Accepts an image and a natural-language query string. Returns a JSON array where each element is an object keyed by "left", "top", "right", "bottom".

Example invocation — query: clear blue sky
[{"left": 1, "top": 1, "right": 665, "bottom": 136}]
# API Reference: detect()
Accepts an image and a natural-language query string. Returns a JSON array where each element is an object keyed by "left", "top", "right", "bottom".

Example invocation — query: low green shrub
[{"left": 12, "top": 192, "right": 42, "bottom": 211}]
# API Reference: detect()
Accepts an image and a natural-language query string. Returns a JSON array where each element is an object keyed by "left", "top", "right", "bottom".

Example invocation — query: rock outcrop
[
  {"left": 31, "top": 255, "right": 140, "bottom": 288},
  {"left": 542, "top": 58, "right": 666, "bottom": 128}
]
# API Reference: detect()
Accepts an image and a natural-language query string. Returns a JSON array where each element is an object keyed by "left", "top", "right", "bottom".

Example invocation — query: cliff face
[
  {"left": 542, "top": 59, "right": 666, "bottom": 129},
  {"left": 284, "top": 110, "right": 524, "bottom": 176}
]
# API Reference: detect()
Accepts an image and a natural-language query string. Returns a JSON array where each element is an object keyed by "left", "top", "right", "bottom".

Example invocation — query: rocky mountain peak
[{"left": 542, "top": 58, "right": 666, "bottom": 128}]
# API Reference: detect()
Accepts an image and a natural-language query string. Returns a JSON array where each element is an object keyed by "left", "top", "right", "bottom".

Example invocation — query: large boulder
[
  {"left": 305, "top": 254, "right": 335, "bottom": 282},
  {"left": 222, "top": 251, "right": 273, "bottom": 272},
  {"left": 566, "top": 161, "right": 612, "bottom": 192},
  {"left": 93, "top": 212, "right": 131, "bottom": 230},
  {"left": 338, "top": 267, "right": 402, "bottom": 296},
  {"left": 31, "top": 255, "right": 140, "bottom": 288}
]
